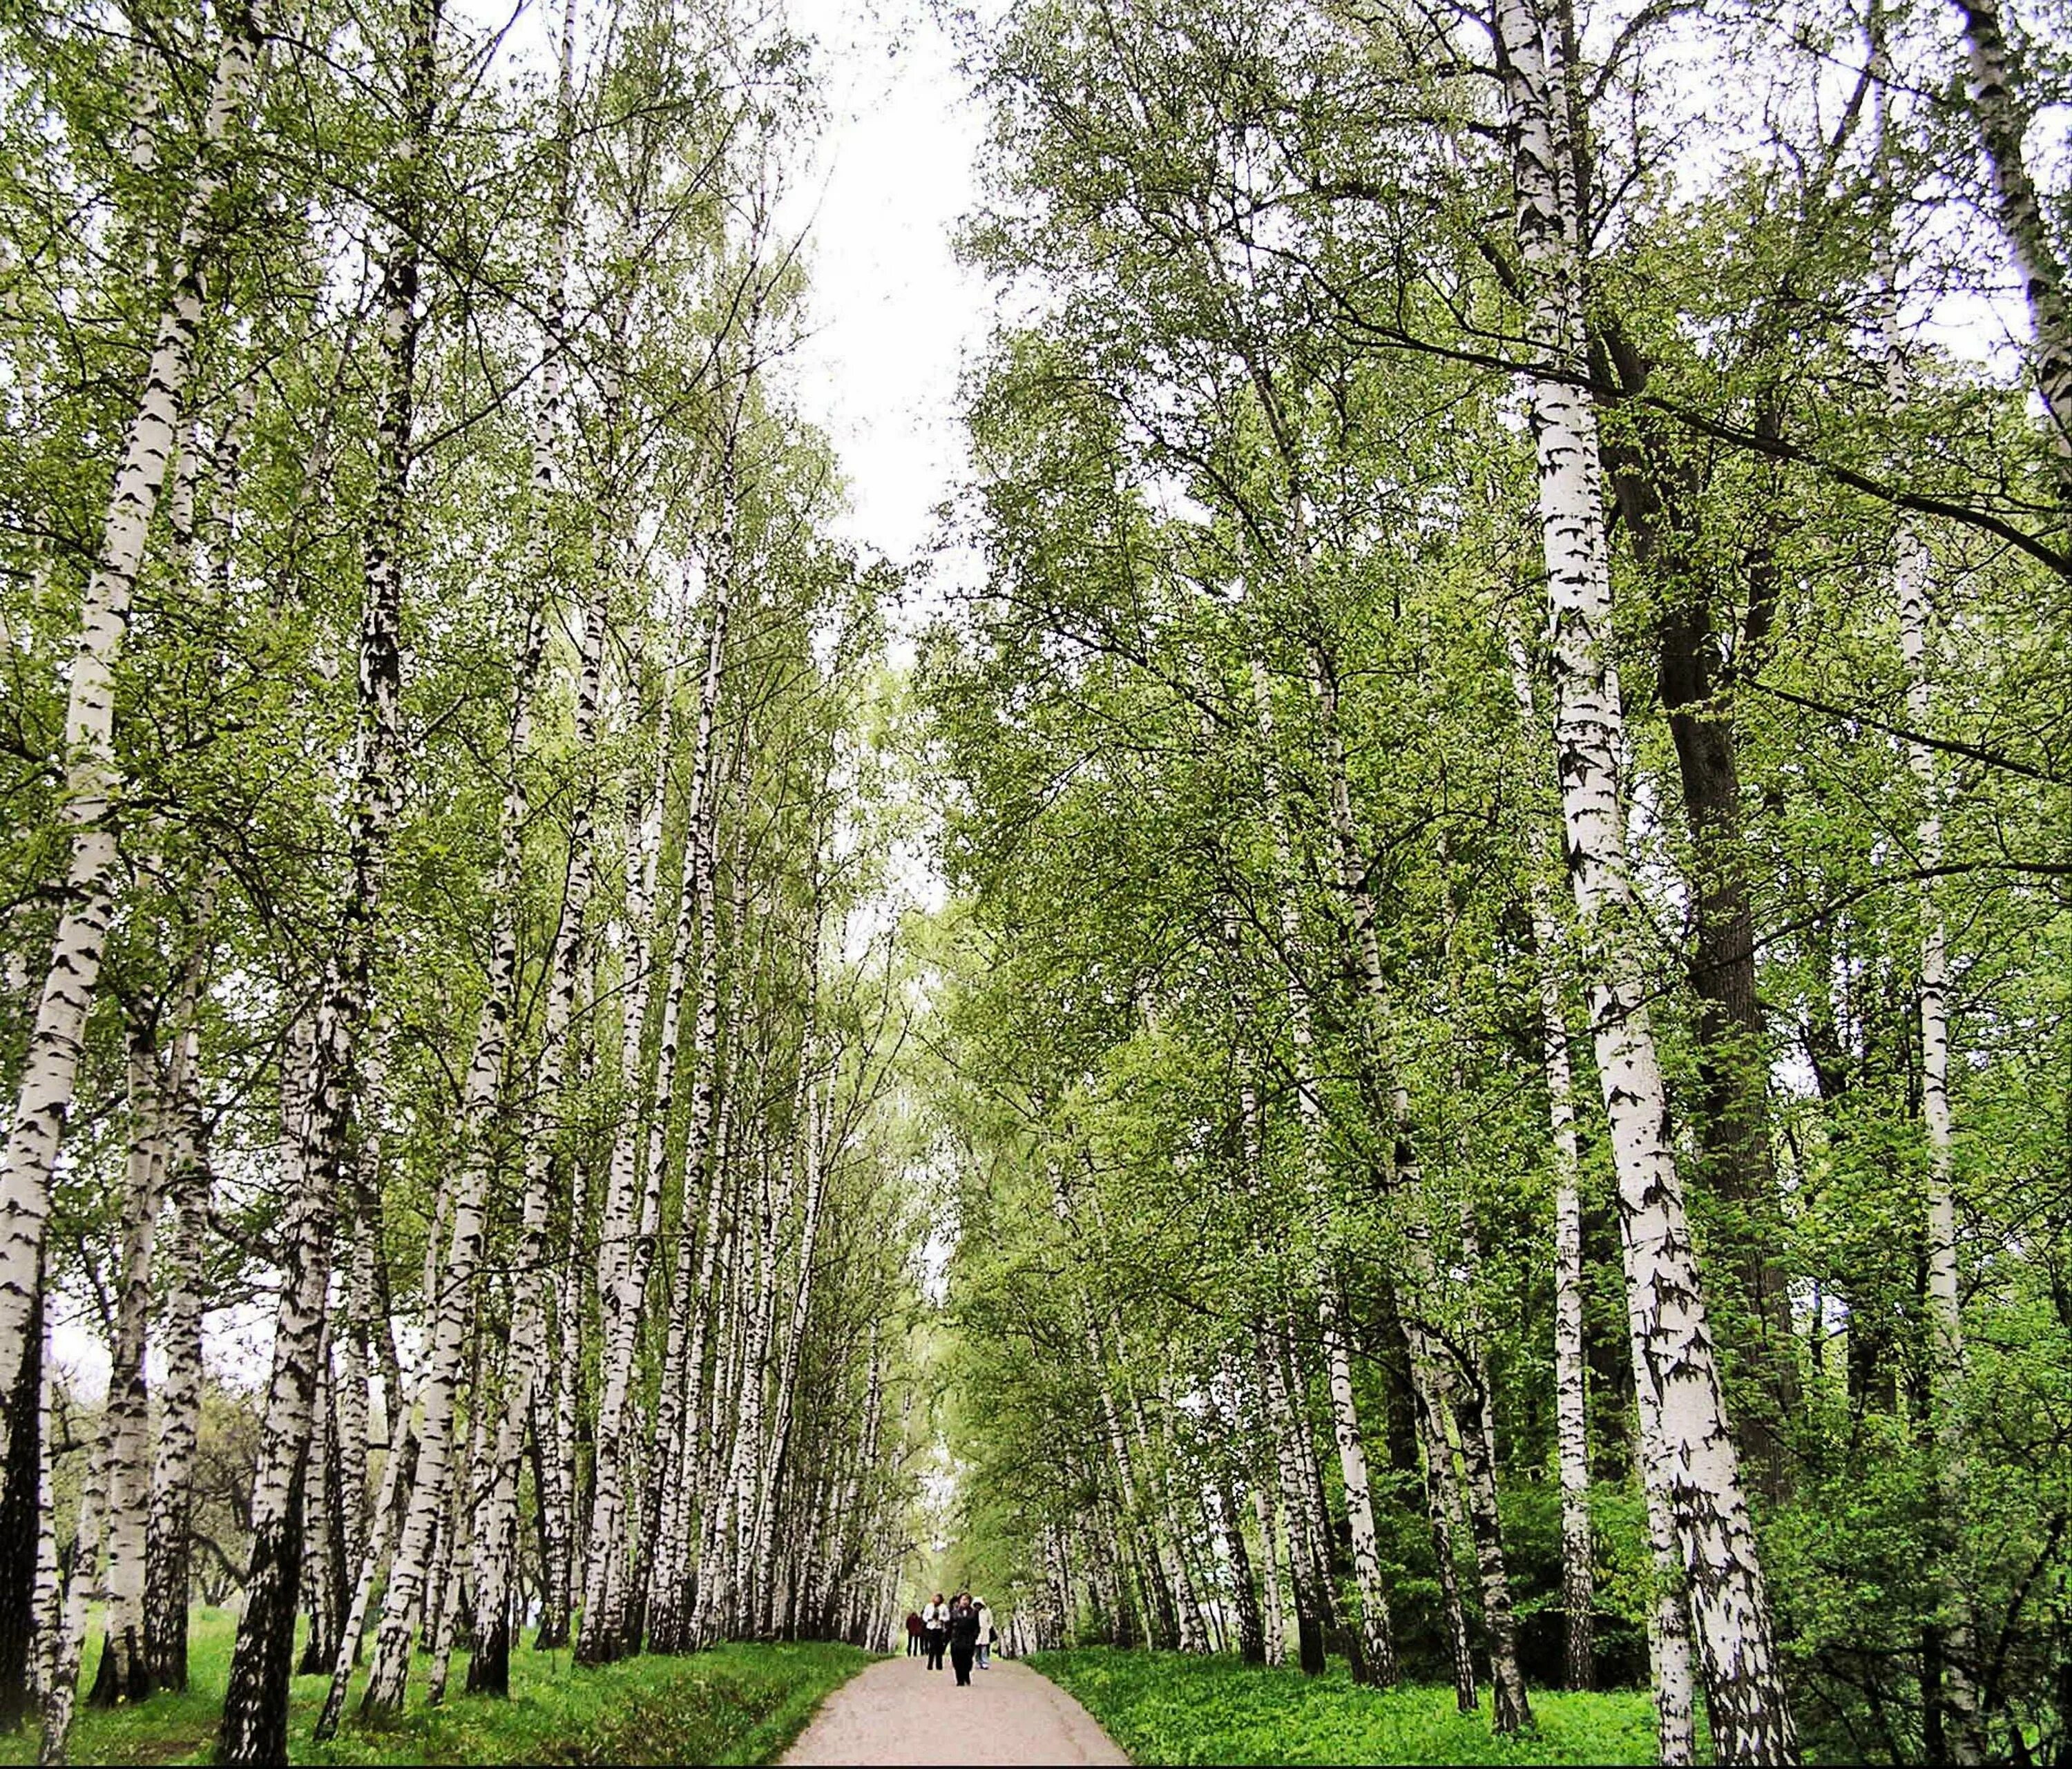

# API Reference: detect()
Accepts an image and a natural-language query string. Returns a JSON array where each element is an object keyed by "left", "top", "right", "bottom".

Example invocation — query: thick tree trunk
[{"left": 1493, "top": 0, "right": 1796, "bottom": 1756}]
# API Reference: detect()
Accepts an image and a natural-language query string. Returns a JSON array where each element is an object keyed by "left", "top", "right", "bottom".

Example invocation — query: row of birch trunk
[
  {"left": 927, "top": 0, "right": 2072, "bottom": 1761},
  {"left": 0, "top": 0, "right": 923, "bottom": 1759}
]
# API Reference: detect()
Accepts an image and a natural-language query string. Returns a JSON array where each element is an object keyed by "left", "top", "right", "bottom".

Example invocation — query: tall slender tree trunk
[
  {"left": 216, "top": 6, "right": 434, "bottom": 1757},
  {"left": 1247, "top": 659, "right": 1397, "bottom": 1686},
  {"left": 361, "top": 608, "right": 539, "bottom": 1717},
  {"left": 144, "top": 922, "right": 212, "bottom": 1692},
  {"left": 578, "top": 537, "right": 732, "bottom": 1663},
  {"left": 0, "top": 12, "right": 262, "bottom": 1722},
  {"left": 1876, "top": 102, "right": 1986, "bottom": 1747},
  {"left": 84, "top": 1021, "right": 170, "bottom": 1712},
  {"left": 1509, "top": 644, "right": 1596, "bottom": 1690},
  {"left": 1493, "top": 0, "right": 1796, "bottom": 1755}
]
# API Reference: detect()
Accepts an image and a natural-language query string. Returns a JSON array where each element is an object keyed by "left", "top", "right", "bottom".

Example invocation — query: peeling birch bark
[
  {"left": 0, "top": 19, "right": 263, "bottom": 1712},
  {"left": 1493, "top": 0, "right": 1796, "bottom": 1754}
]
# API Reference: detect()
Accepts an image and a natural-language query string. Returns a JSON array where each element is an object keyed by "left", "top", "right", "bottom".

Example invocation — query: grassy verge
[
  {"left": 0, "top": 1610, "right": 874, "bottom": 1766},
  {"left": 1029, "top": 1648, "right": 1667, "bottom": 1766}
]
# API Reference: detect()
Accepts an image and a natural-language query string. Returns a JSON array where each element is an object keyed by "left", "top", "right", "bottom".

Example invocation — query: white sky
[{"left": 776, "top": 1, "right": 992, "bottom": 570}]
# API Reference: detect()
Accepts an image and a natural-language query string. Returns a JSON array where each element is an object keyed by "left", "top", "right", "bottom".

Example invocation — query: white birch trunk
[
  {"left": 90, "top": 1025, "right": 171, "bottom": 1708},
  {"left": 1508, "top": 644, "right": 1595, "bottom": 1691},
  {"left": 220, "top": 1, "right": 432, "bottom": 1746},
  {"left": 579, "top": 550, "right": 732, "bottom": 1661},
  {"left": 38, "top": 1433, "right": 108, "bottom": 1766},
  {"left": 140, "top": 934, "right": 210, "bottom": 1688},
  {"left": 1875, "top": 108, "right": 1986, "bottom": 1744},
  {"left": 1249, "top": 660, "right": 1397, "bottom": 1684},
  {"left": 0, "top": 0, "right": 262, "bottom": 1534},
  {"left": 1950, "top": 0, "right": 2072, "bottom": 500},
  {"left": 1493, "top": 0, "right": 1795, "bottom": 1754},
  {"left": 1635, "top": 1330, "right": 1698, "bottom": 1766}
]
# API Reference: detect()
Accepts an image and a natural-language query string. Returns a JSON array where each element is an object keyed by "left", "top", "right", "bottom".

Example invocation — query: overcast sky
[{"left": 776, "top": 0, "right": 992, "bottom": 569}]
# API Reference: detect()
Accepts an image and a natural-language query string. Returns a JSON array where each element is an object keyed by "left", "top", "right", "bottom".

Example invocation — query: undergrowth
[
  {"left": 0, "top": 1609, "right": 872, "bottom": 1766},
  {"left": 1030, "top": 1647, "right": 1670, "bottom": 1766}
]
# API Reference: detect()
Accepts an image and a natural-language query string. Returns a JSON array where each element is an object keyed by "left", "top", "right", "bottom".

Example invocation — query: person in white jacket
[
  {"left": 975, "top": 1598, "right": 995, "bottom": 1669},
  {"left": 921, "top": 1593, "right": 949, "bottom": 1670}
]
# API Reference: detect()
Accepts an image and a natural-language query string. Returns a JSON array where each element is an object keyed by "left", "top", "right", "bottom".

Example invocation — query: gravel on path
[{"left": 780, "top": 1653, "right": 1130, "bottom": 1766}]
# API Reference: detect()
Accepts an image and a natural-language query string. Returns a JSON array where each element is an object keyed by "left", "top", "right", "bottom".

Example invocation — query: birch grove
[{"left": 4, "top": 0, "right": 2072, "bottom": 1759}]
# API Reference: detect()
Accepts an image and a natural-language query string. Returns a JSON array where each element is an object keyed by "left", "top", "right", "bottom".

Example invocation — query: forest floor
[
  {"left": 780, "top": 1651, "right": 1129, "bottom": 1765},
  {"left": 1030, "top": 1649, "right": 1670, "bottom": 1766},
  {"left": 0, "top": 1610, "right": 872, "bottom": 1766}
]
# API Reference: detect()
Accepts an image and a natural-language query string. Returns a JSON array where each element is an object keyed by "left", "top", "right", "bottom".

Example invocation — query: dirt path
[{"left": 781, "top": 1653, "right": 1130, "bottom": 1766}]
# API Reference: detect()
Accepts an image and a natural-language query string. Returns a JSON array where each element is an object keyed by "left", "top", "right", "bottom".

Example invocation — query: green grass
[
  {"left": 1030, "top": 1648, "right": 1667, "bottom": 1766},
  {"left": 1, "top": 1609, "right": 874, "bottom": 1766}
]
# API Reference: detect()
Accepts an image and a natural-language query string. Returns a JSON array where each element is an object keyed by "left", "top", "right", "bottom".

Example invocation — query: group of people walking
[{"left": 904, "top": 1592, "right": 996, "bottom": 1685}]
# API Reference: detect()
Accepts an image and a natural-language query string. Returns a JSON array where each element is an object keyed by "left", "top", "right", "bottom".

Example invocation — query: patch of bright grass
[
  {"left": 1030, "top": 1647, "right": 1667, "bottom": 1766},
  {"left": 0, "top": 1608, "right": 872, "bottom": 1766}
]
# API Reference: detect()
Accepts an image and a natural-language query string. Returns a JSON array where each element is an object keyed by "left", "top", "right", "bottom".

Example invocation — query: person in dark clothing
[
  {"left": 948, "top": 1591, "right": 981, "bottom": 1686},
  {"left": 905, "top": 1612, "right": 923, "bottom": 1656}
]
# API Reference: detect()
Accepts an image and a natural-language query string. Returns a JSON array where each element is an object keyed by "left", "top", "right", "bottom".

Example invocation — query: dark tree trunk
[
  {"left": 1596, "top": 327, "right": 1800, "bottom": 1502},
  {"left": 216, "top": 1438, "right": 311, "bottom": 1764},
  {"left": 0, "top": 1282, "right": 44, "bottom": 1729}
]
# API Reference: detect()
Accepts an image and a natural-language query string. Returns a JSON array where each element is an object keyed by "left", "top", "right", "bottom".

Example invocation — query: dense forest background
[{"left": 0, "top": 0, "right": 2067, "bottom": 1761}]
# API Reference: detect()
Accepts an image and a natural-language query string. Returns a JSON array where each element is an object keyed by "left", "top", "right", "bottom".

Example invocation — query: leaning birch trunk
[
  {"left": 0, "top": 16, "right": 262, "bottom": 1710},
  {"left": 217, "top": 2, "right": 432, "bottom": 1753},
  {"left": 1410, "top": 1362, "right": 1479, "bottom": 1713},
  {"left": 314, "top": 1355, "right": 414, "bottom": 1741},
  {"left": 1950, "top": 0, "right": 2072, "bottom": 505},
  {"left": 1507, "top": 643, "right": 1595, "bottom": 1691},
  {"left": 86, "top": 1022, "right": 171, "bottom": 1710},
  {"left": 1248, "top": 659, "right": 1396, "bottom": 1685},
  {"left": 1493, "top": 0, "right": 1795, "bottom": 1756}
]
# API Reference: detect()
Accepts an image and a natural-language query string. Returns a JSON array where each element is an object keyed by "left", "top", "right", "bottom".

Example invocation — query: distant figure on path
[
  {"left": 922, "top": 1592, "right": 949, "bottom": 1670},
  {"left": 904, "top": 1611, "right": 923, "bottom": 1656},
  {"left": 975, "top": 1596, "right": 995, "bottom": 1669},
  {"left": 948, "top": 1590, "right": 981, "bottom": 1686}
]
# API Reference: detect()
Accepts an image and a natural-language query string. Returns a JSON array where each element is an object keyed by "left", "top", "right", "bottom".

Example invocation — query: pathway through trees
[{"left": 782, "top": 1657, "right": 1129, "bottom": 1768}]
